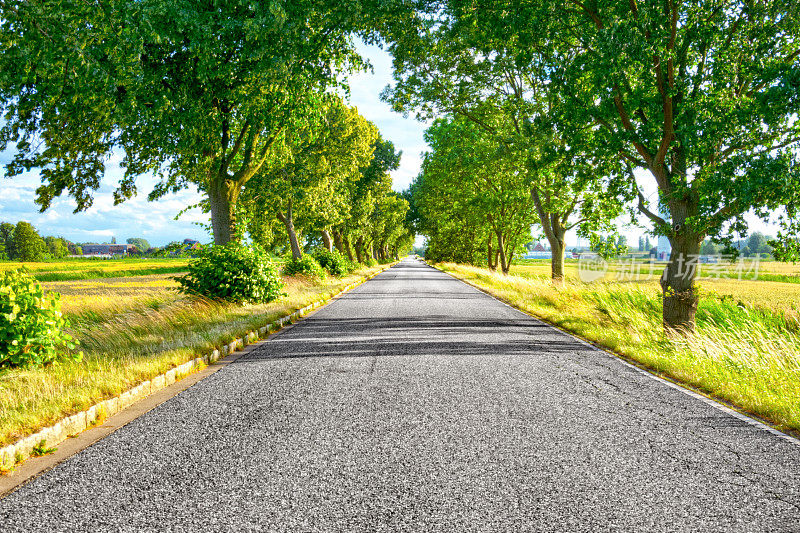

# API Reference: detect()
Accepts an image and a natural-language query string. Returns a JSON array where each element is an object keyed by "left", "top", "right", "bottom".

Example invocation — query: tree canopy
[
  {"left": 0, "top": 0, "right": 373, "bottom": 244},
  {"left": 243, "top": 97, "right": 379, "bottom": 260},
  {"left": 412, "top": 116, "right": 535, "bottom": 273}
]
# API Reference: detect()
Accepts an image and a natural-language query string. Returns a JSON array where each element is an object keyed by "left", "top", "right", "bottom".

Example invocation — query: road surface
[{"left": 1, "top": 258, "right": 798, "bottom": 531}]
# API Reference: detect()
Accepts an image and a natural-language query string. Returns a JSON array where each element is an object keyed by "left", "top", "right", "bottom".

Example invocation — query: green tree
[
  {"left": 244, "top": 98, "right": 378, "bottom": 260},
  {"left": 700, "top": 240, "right": 719, "bottom": 256},
  {"left": 43, "top": 236, "right": 68, "bottom": 259},
  {"left": 0, "top": 223, "right": 14, "bottom": 260},
  {"left": 747, "top": 232, "right": 772, "bottom": 256},
  {"left": 126, "top": 238, "right": 151, "bottom": 253},
  {"left": 12, "top": 222, "right": 45, "bottom": 262},
  {"left": 382, "top": 6, "right": 630, "bottom": 282},
  {"left": 0, "top": 0, "right": 371, "bottom": 244},
  {"left": 335, "top": 136, "right": 403, "bottom": 263},
  {"left": 386, "top": 1, "right": 800, "bottom": 329},
  {"left": 529, "top": 0, "right": 800, "bottom": 330},
  {"left": 412, "top": 116, "right": 536, "bottom": 273}
]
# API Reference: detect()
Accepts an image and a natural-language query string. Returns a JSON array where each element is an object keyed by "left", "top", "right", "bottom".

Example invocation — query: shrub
[
  {"left": 311, "top": 248, "right": 351, "bottom": 277},
  {"left": 363, "top": 257, "right": 377, "bottom": 267},
  {"left": 0, "top": 269, "right": 81, "bottom": 368},
  {"left": 176, "top": 243, "right": 284, "bottom": 303},
  {"left": 283, "top": 254, "right": 327, "bottom": 279}
]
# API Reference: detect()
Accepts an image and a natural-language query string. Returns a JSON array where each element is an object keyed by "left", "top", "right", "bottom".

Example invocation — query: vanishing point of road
[{"left": 1, "top": 258, "right": 798, "bottom": 532}]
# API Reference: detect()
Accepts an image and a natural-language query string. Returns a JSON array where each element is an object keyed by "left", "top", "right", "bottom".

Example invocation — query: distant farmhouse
[
  {"left": 82, "top": 244, "right": 135, "bottom": 256},
  {"left": 525, "top": 242, "right": 552, "bottom": 259}
]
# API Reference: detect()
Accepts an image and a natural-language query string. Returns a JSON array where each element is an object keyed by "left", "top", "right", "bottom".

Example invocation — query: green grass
[
  {"left": 0, "top": 258, "right": 192, "bottom": 281},
  {"left": 439, "top": 263, "right": 800, "bottom": 435},
  {"left": 31, "top": 439, "right": 57, "bottom": 457},
  {"left": 32, "top": 265, "right": 192, "bottom": 282},
  {"left": 0, "top": 264, "right": 387, "bottom": 446}
]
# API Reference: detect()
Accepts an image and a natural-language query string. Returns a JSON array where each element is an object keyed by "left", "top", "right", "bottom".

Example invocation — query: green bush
[
  {"left": 176, "top": 243, "right": 284, "bottom": 303},
  {"left": 0, "top": 270, "right": 81, "bottom": 368},
  {"left": 363, "top": 257, "right": 377, "bottom": 267},
  {"left": 283, "top": 254, "right": 327, "bottom": 279},
  {"left": 311, "top": 248, "right": 351, "bottom": 277}
]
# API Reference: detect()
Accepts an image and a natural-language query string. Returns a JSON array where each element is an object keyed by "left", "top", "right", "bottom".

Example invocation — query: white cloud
[{"left": 0, "top": 160, "right": 208, "bottom": 245}]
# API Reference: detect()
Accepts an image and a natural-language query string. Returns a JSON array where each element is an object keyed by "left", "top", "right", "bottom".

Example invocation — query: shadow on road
[{"left": 240, "top": 317, "right": 581, "bottom": 361}]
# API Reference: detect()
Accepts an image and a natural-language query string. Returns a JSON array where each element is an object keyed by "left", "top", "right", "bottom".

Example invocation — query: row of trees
[
  {"left": 0, "top": 1, "right": 411, "bottom": 267},
  {"left": 383, "top": 0, "right": 800, "bottom": 331},
  {"left": 0, "top": 222, "right": 73, "bottom": 261},
  {"left": 241, "top": 97, "right": 413, "bottom": 261},
  {"left": 408, "top": 117, "right": 535, "bottom": 274}
]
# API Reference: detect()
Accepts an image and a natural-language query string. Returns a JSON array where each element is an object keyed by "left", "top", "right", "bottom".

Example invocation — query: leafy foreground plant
[
  {"left": 176, "top": 243, "right": 284, "bottom": 303},
  {"left": 283, "top": 254, "right": 327, "bottom": 280},
  {"left": 312, "top": 248, "right": 352, "bottom": 277},
  {"left": 0, "top": 270, "right": 81, "bottom": 368}
]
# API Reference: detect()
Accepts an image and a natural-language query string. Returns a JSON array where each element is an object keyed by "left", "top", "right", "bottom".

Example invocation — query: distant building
[
  {"left": 82, "top": 244, "right": 133, "bottom": 256},
  {"left": 525, "top": 251, "right": 553, "bottom": 259},
  {"left": 183, "top": 238, "right": 199, "bottom": 246},
  {"left": 532, "top": 242, "right": 547, "bottom": 252}
]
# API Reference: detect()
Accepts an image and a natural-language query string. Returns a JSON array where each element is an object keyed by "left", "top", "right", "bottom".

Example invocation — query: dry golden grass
[
  {"left": 0, "top": 265, "right": 385, "bottom": 446},
  {"left": 510, "top": 261, "right": 800, "bottom": 317}
]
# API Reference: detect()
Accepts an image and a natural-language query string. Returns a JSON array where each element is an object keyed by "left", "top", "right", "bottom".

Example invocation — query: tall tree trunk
[
  {"left": 276, "top": 199, "right": 302, "bottom": 261},
  {"left": 332, "top": 229, "right": 345, "bottom": 254},
  {"left": 321, "top": 230, "right": 333, "bottom": 252},
  {"left": 661, "top": 233, "right": 702, "bottom": 332},
  {"left": 549, "top": 237, "right": 565, "bottom": 283},
  {"left": 354, "top": 236, "right": 364, "bottom": 263},
  {"left": 505, "top": 235, "right": 515, "bottom": 273},
  {"left": 487, "top": 238, "right": 496, "bottom": 270},
  {"left": 531, "top": 188, "right": 567, "bottom": 284},
  {"left": 342, "top": 232, "right": 354, "bottom": 262},
  {"left": 208, "top": 176, "right": 239, "bottom": 245},
  {"left": 497, "top": 232, "right": 511, "bottom": 274}
]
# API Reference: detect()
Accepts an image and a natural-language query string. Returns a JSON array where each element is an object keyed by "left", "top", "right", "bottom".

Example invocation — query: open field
[
  {"left": 0, "top": 264, "right": 386, "bottom": 446},
  {"left": 511, "top": 261, "right": 800, "bottom": 316},
  {"left": 0, "top": 258, "right": 191, "bottom": 282},
  {"left": 513, "top": 258, "right": 800, "bottom": 284},
  {"left": 438, "top": 262, "right": 800, "bottom": 434}
]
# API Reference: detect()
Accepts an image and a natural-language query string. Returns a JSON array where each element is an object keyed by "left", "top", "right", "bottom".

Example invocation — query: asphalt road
[{"left": 1, "top": 258, "right": 799, "bottom": 532}]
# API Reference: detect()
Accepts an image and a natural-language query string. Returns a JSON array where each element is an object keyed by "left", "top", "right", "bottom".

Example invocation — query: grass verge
[
  {"left": 438, "top": 263, "right": 800, "bottom": 435},
  {"left": 0, "top": 265, "right": 386, "bottom": 446}
]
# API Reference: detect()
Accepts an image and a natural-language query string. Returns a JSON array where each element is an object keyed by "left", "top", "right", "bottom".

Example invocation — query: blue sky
[{"left": 0, "top": 41, "right": 778, "bottom": 248}]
